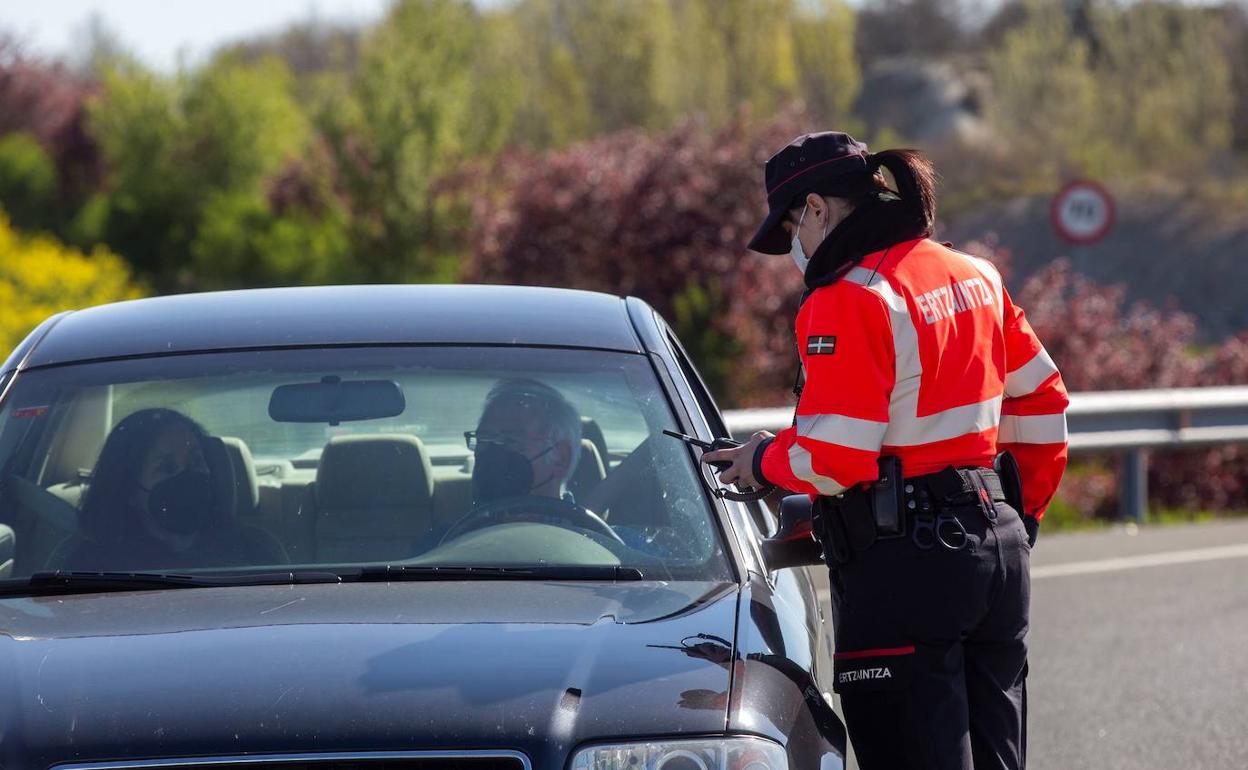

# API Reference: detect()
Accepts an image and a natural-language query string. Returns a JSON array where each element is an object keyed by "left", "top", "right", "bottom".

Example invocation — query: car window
[
  {"left": 0, "top": 347, "right": 730, "bottom": 582},
  {"left": 664, "top": 330, "right": 729, "bottom": 438},
  {"left": 665, "top": 330, "right": 776, "bottom": 537}
]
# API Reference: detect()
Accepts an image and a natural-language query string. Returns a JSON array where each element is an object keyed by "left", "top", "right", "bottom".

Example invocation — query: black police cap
[{"left": 747, "top": 131, "right": 877, "bottom": 255}]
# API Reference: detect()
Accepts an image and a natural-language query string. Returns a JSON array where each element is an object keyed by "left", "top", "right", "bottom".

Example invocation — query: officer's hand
[{"left": 701, "top": 431, "right": 773, "bottom": 489}]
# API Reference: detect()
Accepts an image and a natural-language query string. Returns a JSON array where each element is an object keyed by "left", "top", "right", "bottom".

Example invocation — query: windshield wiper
[
  {"left": 353, "top": 564, "right": 644, "bottom": 582},
  {"left": 2, "top": 570, "right": 344, "bottom": 597},
  {"left": 0, "top": 565, "right": 645, "bottom": 597}
]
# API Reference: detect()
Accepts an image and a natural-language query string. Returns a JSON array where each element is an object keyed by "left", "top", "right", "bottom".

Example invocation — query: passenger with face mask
[
  {"left": 57, "top": 408, "right": 286, "bottom": 571},
  {"left": 702, "top": 132, "right": 1070, "bottom": 770}
]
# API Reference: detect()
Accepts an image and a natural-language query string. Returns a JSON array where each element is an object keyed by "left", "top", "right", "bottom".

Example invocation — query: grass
[
  {"left": 1147, "top": 507, "right": 1237, "bottom": 526},
  {"left": 1034, "top": 457, "right": 1248, "bottom": 534},
  {"left": 1040, "top": 503, "right": 1247, "bottom": 534},
  {"left": 1039, "top": 498, "right": 1111, "bottom": 533}
]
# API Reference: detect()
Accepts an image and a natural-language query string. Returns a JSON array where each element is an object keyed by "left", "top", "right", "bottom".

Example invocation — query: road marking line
[{"left": 1032, "top": 542, "right": 1248, "bottom": 579}]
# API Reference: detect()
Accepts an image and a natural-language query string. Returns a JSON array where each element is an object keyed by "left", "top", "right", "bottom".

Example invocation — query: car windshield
[{"left": 0, "top": 346, "right": 731, "bottom": 583}]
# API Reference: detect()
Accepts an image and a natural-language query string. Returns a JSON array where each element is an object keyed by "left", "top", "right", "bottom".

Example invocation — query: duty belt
[
  {"left": 816, "top": 464, "right": 1009, "bottom": 564},
  {"left": 901, "top": 465, "right": 1008, "bottom": 551}
]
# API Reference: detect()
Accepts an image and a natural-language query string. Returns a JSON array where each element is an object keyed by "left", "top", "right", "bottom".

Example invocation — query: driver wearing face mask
[
  {"left": 467, "top": 378, "right": 582, "bottom": 507},
  {"left": 436, "top": 379, "right": 629, "bottom": 549},
  {"left": 456, "top": 378, "right": 674, "bottom": 556}
]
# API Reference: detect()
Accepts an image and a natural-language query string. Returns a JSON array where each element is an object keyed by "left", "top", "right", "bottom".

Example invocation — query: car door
[{"left": 645, "top": 306, "right": 839, "bottom": 705}]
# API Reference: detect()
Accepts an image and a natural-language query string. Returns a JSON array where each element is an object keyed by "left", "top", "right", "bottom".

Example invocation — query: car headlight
[{"left": 570, "top": 736, "right": 788, "bottom": 770}]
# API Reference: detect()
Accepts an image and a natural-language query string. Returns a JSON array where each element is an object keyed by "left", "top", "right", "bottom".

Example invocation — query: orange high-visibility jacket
[{"left": 758, "top": 238, "right": 1069, "bottom": 519}]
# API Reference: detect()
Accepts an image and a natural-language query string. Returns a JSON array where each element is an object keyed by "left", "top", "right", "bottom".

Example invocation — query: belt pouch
[
  {"left": 927, "top": 465, "right": 972, "bottom": 502},
  {"left": 993, "top": 451, "right": 1025, "bottom": 512},
  {"left": 840, "top": 493, "right": 878, "bottom": 554},
  {"left": 816, "top": 497, "right": 853, "bottom": 566}
]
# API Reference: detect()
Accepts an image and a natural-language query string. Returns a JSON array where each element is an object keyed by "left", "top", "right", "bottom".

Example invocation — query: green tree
[
  {"left": 1090, "top": 0, "right": 1234, "bottom": 170},
  {"left": 704, "top": 0, "right": 803, "bottom": 116},
  {"left": 182, "top": 57, "right": 309, "bottom": 194},
  {"left": 190, "top": 188, "right": 351, "bottom": 289},
  {"left": 986, "top": 0, "right": 1113, "bottom": 180},
  {"left": 344, "top": 0, "right": 503, "bottom": 280},
  {"left": 671, "top": 0, "right": 858, "bottom": 126},
  {"left": 664, "top": 0, "right": 733, "bottom": 120},
  {"left": 0, "top": 133, "right": 57, "bottom": 233},
  {"left": 986, "top": 0, "right": 1235, "bottom": 181},
  {"left": 792, "top": 0, "right": 862, "bottom": 123},
  {"left": 487, "top": 3, "right": 593, "bottom": 149},
  {"left": 483, "top": 0, "right": 859, "bottom": 148},
  {"left": 87, "top": 56, "right": 310, "bottom": 287},
  {"left": 86, "top": 62, "right": 189, "bottom": 277},
  {"left": 1224, "top": 2, "right": 1248, "bottom": 151},
  {"left": 554, "top": 0, "right": 678, "bottom": 134}
]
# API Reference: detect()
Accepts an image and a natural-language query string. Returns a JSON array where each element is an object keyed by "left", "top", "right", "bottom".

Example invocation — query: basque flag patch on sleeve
[{"left": 806, "top": 336, "right": 837, "bottom": 356}]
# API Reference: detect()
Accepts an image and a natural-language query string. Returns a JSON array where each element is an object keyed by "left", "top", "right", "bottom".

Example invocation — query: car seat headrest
[
  {"left": 201, "top": 436, "right": 239, "bottom": 522},
  {"left": 219, "top": 437, "right": 260, "bottom": 514},
  {"left": 316, "top": 434, "right": 435, "bottom": 511}
]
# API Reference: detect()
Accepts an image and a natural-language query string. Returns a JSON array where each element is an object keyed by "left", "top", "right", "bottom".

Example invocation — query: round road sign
[{"left": 1050, "top": 180, "right": 1115, "bottom": 245}]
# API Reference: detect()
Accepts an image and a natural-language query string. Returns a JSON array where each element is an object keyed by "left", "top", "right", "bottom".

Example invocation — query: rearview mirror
[
  {"left": 269, "top": 377, "right": 405, "bottom": 425},
  {"left": 0, "top": 523, "right": 14, "bottom": 578},
  {"left": 760, "top": 494, "right": 825, "bottom": 571}
]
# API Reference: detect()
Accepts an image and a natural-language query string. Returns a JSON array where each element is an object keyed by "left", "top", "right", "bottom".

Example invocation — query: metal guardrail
[{"left": 723, "top": 386, "right": 1248, "bottom": 522}]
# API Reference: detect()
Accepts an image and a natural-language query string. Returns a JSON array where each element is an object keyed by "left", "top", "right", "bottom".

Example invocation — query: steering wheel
[
  {"left": 437, "top": 495, "right": 625, "bottom": 548},
  {"left": 582, "top": 434, "right": 654, "bottom": 516}
]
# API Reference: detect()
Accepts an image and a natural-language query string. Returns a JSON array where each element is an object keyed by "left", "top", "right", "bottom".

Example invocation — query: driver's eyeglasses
[{"left": 464, "top": 430, "right": 551, "bottom": 452}]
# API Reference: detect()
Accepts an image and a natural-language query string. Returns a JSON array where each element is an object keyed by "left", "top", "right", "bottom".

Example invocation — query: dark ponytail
[{"left": 868, "top": 149, "right": 938, "bottom": 235}]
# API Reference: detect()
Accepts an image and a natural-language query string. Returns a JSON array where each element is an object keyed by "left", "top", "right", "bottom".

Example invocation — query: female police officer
[{"left": 703, "top": 131, "right": 1069, "bottom": 770}]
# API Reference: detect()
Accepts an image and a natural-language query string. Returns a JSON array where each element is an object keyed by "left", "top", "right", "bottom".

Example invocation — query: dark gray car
[{"left": 0, "top": 285, "right": 844, "bottom": 770}]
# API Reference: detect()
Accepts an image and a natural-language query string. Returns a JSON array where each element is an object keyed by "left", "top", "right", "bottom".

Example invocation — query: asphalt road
[{"left": 814, "top": 518, "right": 1248, "bottom": 769}]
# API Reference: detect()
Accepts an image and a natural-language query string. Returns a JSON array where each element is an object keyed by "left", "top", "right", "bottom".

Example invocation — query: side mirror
[
  {"left": 0, "top": 523, "right": 15, "bottom": 578},
  {"left": 760, "top": 494, "right": 825, "bottom": 571}
]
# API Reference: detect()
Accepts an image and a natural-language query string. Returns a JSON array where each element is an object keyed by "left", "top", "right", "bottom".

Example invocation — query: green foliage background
[
  {"left": 1, "top": 0, "right": 1247, "bottom": 518},
  {"left": 3, "top": 0, "right": 1243, "bottom": 295},
  {"left": 0, "top": 0, "right": 1245, "bottom": 360},
  {"left": 0, "top": 0, "right": 867, "bottom": 294}
]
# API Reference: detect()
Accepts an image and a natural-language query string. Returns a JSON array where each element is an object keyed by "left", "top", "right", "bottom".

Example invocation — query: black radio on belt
[
  {"left": 814, "top": 454, "right": 906, "bottom": 563},
  {"left": 871, "top": 455, "right": 905, "bottom": 538}
]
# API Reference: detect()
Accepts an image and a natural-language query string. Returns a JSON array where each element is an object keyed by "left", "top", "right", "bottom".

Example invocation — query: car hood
[{"left": 0, "top": 580, "right": 740, "bottom": 768}]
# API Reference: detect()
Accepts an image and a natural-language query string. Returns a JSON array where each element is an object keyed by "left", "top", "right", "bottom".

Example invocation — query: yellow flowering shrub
[{"left": 0, "top": 210, "right": 146, "bottom": 358}]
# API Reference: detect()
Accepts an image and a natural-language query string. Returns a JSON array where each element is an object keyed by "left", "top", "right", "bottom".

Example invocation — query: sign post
[{"left": 1050, "top": 180, "right": 1116, "bottom": 275}]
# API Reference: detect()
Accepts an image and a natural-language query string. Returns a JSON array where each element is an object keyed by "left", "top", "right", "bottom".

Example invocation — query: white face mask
[
  {"left": 790, "top": 203, "right": 811, "bottom": 275},
  {"left": 789, "top": 202, "right": 828, "bottom": 276}
]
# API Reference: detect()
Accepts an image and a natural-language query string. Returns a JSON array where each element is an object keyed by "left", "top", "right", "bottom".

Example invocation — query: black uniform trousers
[{"left": 826, "top": 489, "right": 1031, "bottom": 770}]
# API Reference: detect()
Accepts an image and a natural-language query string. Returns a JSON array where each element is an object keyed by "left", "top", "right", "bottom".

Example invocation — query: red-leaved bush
[
  {"left": 463, "top": 110, "right": 815, "bottom": 405},
  {"left": 1012, "top": 259, "right": 1203, "bottom": 391},
  {"left": 0, "top": 37, "right": 101, "bottom": 196},
  {"left": 1003, "top": 256, "right": 1248, "bottom": 514}
]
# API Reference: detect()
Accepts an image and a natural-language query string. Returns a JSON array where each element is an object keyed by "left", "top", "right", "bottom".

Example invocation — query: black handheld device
[
  {"left": 871, "top": 455, "right": 905, "bottom": 537},
  {"left": 662, "top": 429, "right": 739, "bottom": 463},
  {"left": 662, "top": 430, "right": 775, "bottom": 502}
]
